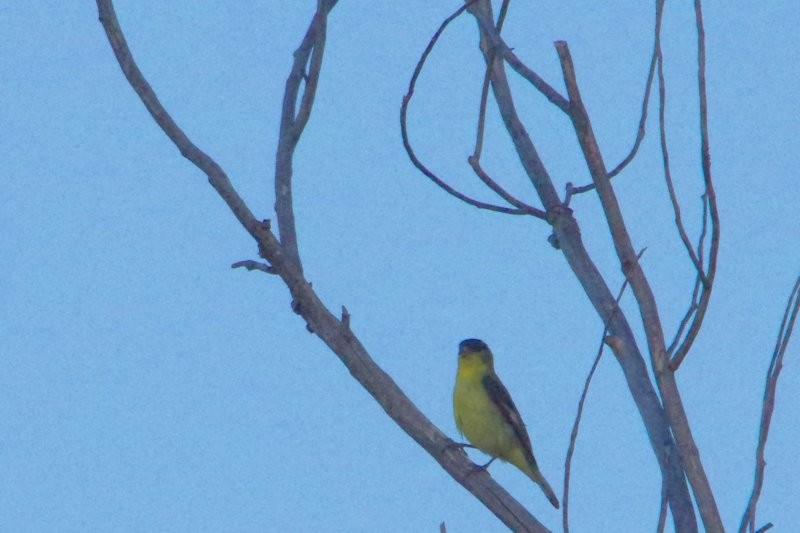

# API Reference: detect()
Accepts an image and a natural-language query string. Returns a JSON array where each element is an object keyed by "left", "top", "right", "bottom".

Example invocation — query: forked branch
[
  {"left": 97, "top": 1, "right": 548, "bottom": 530},
  {"left": 556, "top": 40, "right": 722, "bottom": 532}
]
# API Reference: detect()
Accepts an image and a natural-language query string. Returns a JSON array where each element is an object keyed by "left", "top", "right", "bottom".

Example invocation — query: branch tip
[{"left": 341, "top": 305, "right": 351, "bottom": 329}]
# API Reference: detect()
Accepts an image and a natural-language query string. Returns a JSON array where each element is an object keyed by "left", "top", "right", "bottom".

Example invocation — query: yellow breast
[{"left": 453, "top": 360, "right": 517, "bottom": 458}]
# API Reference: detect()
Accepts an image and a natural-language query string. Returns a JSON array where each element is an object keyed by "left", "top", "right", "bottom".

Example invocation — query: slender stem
[
  {"left": 563, "top": 250, "right": 643, "bottom": 533},
  {"left": 97, "top": 2, "right": 549, "bottom": 530},
  {"left": 668, "top": 0, "right": 720, "bottom": 369},
  {"left": 739, "top": 277, "right": 800, "bottom": 533},
  {"left": 466, "top": 2, "right": 696, "bottom": 530},
  {"left": 556, "top": 40, "right": 721, "bottom": 532},
  {"left": 400, "top": 1, "right": 537, "bottom": 216}
]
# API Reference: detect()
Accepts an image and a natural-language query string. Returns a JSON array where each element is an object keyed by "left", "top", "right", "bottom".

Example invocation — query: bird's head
[{"left": 458, "top": 338, "right": 494, "bottom": 369}]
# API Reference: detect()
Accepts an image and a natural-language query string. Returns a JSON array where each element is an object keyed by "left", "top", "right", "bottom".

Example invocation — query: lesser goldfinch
[{"left": 453, "top": 338, "right": 560, "bottom": 509}]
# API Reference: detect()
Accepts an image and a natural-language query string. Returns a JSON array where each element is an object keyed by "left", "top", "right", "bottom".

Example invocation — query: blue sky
[{"left": 2, "top": 1, "right": 799, "bottom": 531}]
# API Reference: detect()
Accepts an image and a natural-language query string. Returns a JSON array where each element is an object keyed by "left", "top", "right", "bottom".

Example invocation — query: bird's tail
[{"left": 529, "top": 468, "right": 560, "bottom": 509}]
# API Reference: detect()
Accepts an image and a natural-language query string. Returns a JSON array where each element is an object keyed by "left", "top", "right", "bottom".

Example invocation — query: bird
[{"left": 452, "top": 338, "right": 560, "bottom": 509}]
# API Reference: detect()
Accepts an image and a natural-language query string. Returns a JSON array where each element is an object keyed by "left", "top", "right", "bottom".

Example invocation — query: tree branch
[
  {"left": 97, "top": 1, "right": 550, "bottom": 529},
  {"left": 400, "top": 1, "right": 540, "bottom": 216},
  {"left": 274, "top": 2, "right": 338, "bottom": 274},
  {"left": 563, "top": 249, "right": 643, "bottom": 533},
  {"left": 463, "top": 2, "right": 697, "bottom": 530},
  {"left": 555, "top": 40, "right": 721, "bottom": 532},
  {"left": 739, "top": 276, "right": 800, "bottom": 533},
  {"left": 668, "top": 0, "right": 720, "bottom": 370},
  {"left": 566, "top": 0, "right": 664, "bottom": 199}
]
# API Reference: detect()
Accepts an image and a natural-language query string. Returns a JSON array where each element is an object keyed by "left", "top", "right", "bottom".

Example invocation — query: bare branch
[
  {"left": 274, "top": 4, "right": 338, "bottom": 274},
  {"left": 463, "top": 0, "right": 546, "bottom": 218},
  {"left": 95, "top": 0, "right": 267, "bottom": 244},
  {"left": 97, "top": 2, "right": 550, "bottom": 529},
  {"left": 463, "top": 2, "right": 696, "bottom": 528},
  {"left": 231, "top": 260, "right": 276, "bottom": 275},
  {"left": 400, "top": 1, "right": 538, "bottom": 216},
  {"left": 668, "top": 0, "right": 720, "bottom": 370},
  {"left": 555, "top": 40, "right": 721, "bottom": 532},
  {"left": 739, "top": 276, "right": 800, "bottom": 533},
  {"left": 567, "top": 0, "right": 665, "bottom": 200},
  {"left": 656, "top": 44, "right": 707, "bottom": 280},
  {"left": 563, "top": 249, "right": 644, "bottom": 533}
]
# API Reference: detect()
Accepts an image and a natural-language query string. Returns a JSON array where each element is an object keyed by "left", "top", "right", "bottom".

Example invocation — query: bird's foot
[
  {"left": 441, "top": 438, "right": 476, "bottom": 455},
  {"left": 465, "top": 457, "right": 497, "bottom": 477}
]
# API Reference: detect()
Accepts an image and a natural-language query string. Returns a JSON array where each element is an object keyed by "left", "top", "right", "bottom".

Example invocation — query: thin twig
[
  {"left": 556, "top": 39, "right": 721, "bottom": 532},
  {"left": 667, "top": 196, "right": 709, "bottom": 356},
  {"left": 231, "top": 260, "right": 276, "bottom": 274},
  {"left": 666, "top": 281, "right": 700, "bottom": 356},
  {"left": 656, "top": 40, "right": 707, "bottom": 279},
  {"left": 668, "top": 0, "right": 720, "bottom": 370},
  {"left": 400, "top": 1, "right": 537, "bottom": 216},
  {"left": 464, "top": 3, "right": 569, "bottom": 114},
  {"left": 657, "top": 478, "right": 669, "bottom": 533},
  {"left": 468, "top": 157, "right": 546, "bottom": 217},
  {"left": 739, "top": 276, "right": 800, "bottom": 533},
  {"left": 97, "top": 2, "right": 549, "bottom": 530},
  {"left": 274, "top": 3, "right": 337, "bottom": 274},
  {"left": 563, "top": 249, "right": 645, "bottom": 533},
  {"left": 472, "top": 0, "right": 509, "bottom": 160},
  {"left": 95, "top": 0, "right": 267, "bottom": 245},
  {"left": 473, "top": 48, "right": 492, "bottom": 161},
  {"left": 565, "top": 0, "right": 664, "bottom": 199}
]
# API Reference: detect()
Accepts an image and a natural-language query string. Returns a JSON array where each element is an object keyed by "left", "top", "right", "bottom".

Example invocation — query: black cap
[{"left": 459, "top": 338, "right": 488, "bottom": 352}]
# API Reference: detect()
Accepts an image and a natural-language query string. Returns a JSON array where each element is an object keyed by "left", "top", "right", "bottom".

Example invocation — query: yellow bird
[{"left": 453, "top": 338, "right": 559, "bottom": 509}]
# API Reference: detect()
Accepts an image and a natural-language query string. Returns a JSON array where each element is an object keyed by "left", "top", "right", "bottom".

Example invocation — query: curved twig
[
  {"left": 97, "top": 1, "right": 549, "bottom": 530},
  {"left": 668, "top": 0, "right": 720, "bottom": 370},
  {"left": 739, "top": 277, "right": 800, "bottom": 533},
  {"left": 466, "top": 2, "right": 696, "bottom": 529},
  {"left": 563, "top": 249, "right": 644, "bottom": 533},
  {"left": 565, "top": 0, "right": 664, "bottom": 199},
  {"left": 468, "top": 157, "right": 546, "bottom": 218},
  {"left": 400, "top": 1, "right": 536, "bottom": 215},
  {"left": 556, "top": 39, "right": 721, "bottom": 532}
]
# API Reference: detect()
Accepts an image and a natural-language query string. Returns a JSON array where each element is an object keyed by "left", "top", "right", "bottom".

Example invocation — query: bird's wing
[{"left": 482, "top": 373, "right": 538, "bottom": 466}]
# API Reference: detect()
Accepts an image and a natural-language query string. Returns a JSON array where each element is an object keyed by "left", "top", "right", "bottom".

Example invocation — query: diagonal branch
[
  {"left": 464, "top": 1, "right": 545, "bottom": 219},
  {"left": 400, "top": 1, "right": 539, "bottom": 216},
  {"left": 464, "top": 2, "right": 696, "bottom": 530},
  {"left": 739, "top": 276, "right": 800, "bottom": 533},
  {"left": 556, "top": 40, "right": 722, "bottom": 532},
  {"left": 563, "top": 249, "right": 644, "bottom": 533},
  {"left": 96, "top": 0, "right": 265, "bottom": 243},
  {"left": 97, "top": 1, "right": 549, "bottom": 530}
]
